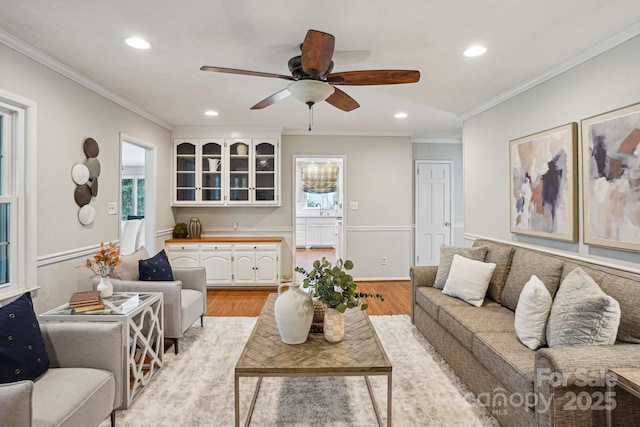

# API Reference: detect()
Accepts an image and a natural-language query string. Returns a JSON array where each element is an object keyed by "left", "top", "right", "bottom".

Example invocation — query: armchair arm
[
  {"left": 172, "top": 267, "right": 207, "bottom": 314},
  {"left": 0, "top": 380, "right": 33, "bottom": 425},
  {"left": 101, "top": 279, "right": 183, "bottom": 338},
  {"left": 410, "top": 266, "right": 437, "bottom": 288},
  {"left": 40, "top": 322, "right": 124, "bottom": 410},
  {"left": 534, "top": 344, "right": 640, "bottom": 426}
]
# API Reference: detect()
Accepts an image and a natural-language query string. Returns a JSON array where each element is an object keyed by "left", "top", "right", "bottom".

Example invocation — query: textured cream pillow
[
  {"left": 433, "top": 245, "right": 489, "bottom": 289},
  {"left": 546, "top": 268, "right": 621, "bottom": 347},
  {"left": 515, "top": 275, "right": 552, "bottom": 350},
  {"left": 442, "top": 254, "right": 496, "bottom": 307}
]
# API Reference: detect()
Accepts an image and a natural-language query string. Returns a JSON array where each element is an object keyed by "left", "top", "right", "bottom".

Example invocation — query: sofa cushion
[
  {"left": 547, "top": 267, "right": 620, "bottom": 347},
  {"left": 32, "top": 367, "right": 115, "bottom": 427},
  {"left": 473, "top": 240, "right": 515, "bottom": 303},
  {"left": 139, "top": 249, "right": 174, "bottom": 281},
  {"left": 115, "top": 246, "right": 149, "bottom": 280},
  {"left": 415, "top": 286, "right": 471, "bottom": 319},
  {"left": 0, "top": 293, "right": 50, "bottom": 384},
  {"left": 473, "top": 332, "right": 536, "bottom": 403},
  {"left": 563, "top": 260, "right": 640, "bottom": 344},
  {"left": 515, "top": 275, "right": 552, "bottom": 350},
  {"left": 442, "top": 254, "right": 496, "bottom": 307},
  {"left": 433, "top": 245, "right": 489, "bottom": 289},
  {"left": 501, "top": 249, "right": 564, "bottom": 311},
  {"left": 438, "top": 305, "right": 516, "bottom": 351}
]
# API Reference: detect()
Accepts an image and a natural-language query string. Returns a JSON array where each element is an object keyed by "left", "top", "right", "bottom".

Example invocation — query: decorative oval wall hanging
[
  {"left": 90, "top": 177, "right": 98, "bottom": 197},
  {"left": 74, "top": 184, "right": 93, "bottom": 207},
  {"left": 78, "top": 204, "right": 96, "bottom": 225},
  {"left": 85, "top": 157, "right": 101, "bottom": 179},
  {"left": 84, "top": 137, "right": 99, "bottom": 158},
  {"left": 71, "top": 163, "right": 90, "bottom": 185}
]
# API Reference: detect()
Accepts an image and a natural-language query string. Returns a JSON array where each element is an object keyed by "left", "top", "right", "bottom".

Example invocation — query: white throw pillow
[
  {"left": 515, "top": 275, "right": 552, "bottom": 350},
  {"left": 120, "top": 219, "right": 142, "bottom": 255},
  {"left": 442, "top": 254, "right": 496, "bottom": 307}
]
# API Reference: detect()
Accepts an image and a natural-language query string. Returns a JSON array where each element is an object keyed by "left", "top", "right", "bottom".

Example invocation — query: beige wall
[
  {"left": 463, "top": 34, "right": 640, "bottom": 270},
  {"left": 0, "top": 44, "right": 172, "bottom": 312}
]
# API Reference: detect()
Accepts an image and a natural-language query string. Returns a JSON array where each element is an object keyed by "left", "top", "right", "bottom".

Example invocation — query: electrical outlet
[
  {"left": 107, "top": 202, "right": 117, "bottom": 215},
  {"left": 350, "top": 201, "right": 359, "bottom": 210},
  {"left": 381, "top": 257, "right": 387, "bottom": 265}
]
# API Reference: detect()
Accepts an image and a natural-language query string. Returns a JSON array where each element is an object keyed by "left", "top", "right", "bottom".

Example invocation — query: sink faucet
[{"left": 316, "top": 203, "right": 323, "bottom": 216}]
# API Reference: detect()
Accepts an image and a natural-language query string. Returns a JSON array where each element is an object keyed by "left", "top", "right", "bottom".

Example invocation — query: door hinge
[
  {"left": 231, "top": 256, "right": 234, "bottom": 262},
  {"left": 232, "top": 274, "right": 234, "bottom": 280}
]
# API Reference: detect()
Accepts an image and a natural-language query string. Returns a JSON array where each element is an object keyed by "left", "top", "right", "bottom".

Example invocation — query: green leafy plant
[{"left": 295, "top": 258, "right": 384, "bottom": 313}]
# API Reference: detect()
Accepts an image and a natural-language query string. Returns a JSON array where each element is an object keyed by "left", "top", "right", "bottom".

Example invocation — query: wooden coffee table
[{"left": 235, "top": 294, "right": 392, "bottom": 426}]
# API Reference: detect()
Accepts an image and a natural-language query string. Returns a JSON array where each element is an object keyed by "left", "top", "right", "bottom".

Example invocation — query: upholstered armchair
[
  {"left": 96, "top": 247, "right": 207, "bottom": 354},
  {"left": 0, "top": 319, "right": 123, "bottom": 427}
]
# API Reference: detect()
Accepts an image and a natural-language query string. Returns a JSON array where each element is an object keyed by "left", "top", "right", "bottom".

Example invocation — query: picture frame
[
  {"left": 581, "top": 102, "right": 640, "bottom": 252},
  {"left": 509, "top": 122, "right": 578, "bottom": 241}
]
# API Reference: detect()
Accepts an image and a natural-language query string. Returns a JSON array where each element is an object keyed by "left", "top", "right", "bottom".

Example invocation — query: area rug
[{"left": 103, "top": 315, "right": 499, "bottom": 426}]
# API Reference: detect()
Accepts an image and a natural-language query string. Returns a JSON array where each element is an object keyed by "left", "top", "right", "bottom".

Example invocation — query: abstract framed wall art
[
  {"left": 509, "top": 123, "right": 578, "bottom": 241},
  {"left": 581, "top": 102, "right": 640, "bottom": 252}
]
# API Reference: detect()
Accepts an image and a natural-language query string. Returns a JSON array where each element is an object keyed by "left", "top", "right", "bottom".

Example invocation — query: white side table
[{"left": 39, "top": 292, "right": 164, "bottom": 409}]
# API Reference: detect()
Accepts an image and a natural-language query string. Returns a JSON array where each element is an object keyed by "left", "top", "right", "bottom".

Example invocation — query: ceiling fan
[{"left": 200, "top": 29, "right": 420, "bottom": 120}]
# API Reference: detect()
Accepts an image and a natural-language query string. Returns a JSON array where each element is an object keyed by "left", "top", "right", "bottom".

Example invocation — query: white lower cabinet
[{"left": 166, "top": 240, "right": 280, "bottom": 287}]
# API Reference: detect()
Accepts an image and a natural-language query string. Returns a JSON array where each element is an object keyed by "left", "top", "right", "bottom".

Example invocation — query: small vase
[
  {"left": 324, "top": 307, "right": 345, "bottom": 343},
  {"left": 97, "top": 276, "right": 113, "bottom": 298},
  {"left": 274, "top": 283, "right": 314, "bottom": 344},
  {"left": 188, "top": 217, "right": 202, "bottom": 239}
]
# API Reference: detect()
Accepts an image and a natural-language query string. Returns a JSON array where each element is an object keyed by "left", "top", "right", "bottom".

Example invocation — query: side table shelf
[
  {"left": 39, "top": 292, "right": 164, "bottom": 409},
  {"left": 606, "top": 368, "right": 640, "bottom": 427}
]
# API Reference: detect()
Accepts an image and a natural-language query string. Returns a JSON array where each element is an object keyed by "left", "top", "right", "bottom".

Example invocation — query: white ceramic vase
[
  {"left": 274, "top": 283, "right": 314, "bottom": 344},
  {"left": 97, "top": 276, "right": 113, "bottom": 298},
  {"left": 323, "top": 307, "right": 345, "bottom": 343}
]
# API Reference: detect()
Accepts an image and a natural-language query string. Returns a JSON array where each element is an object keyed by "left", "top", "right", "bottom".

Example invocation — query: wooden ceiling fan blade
[
  {"left": 327, "top": 70, "right": 420, "bottom": 85},
  {"left": 200, "top": 66, "right": 294, "bottom": 81},
  {"left": 250, "top": 88, "right": 291, "bottom": 110},
  {"left": 301, "top": 30, "right": 335, "bottom": 77},
  {"left": 325, "top": 87, "right": 359, "bottom": 112}
]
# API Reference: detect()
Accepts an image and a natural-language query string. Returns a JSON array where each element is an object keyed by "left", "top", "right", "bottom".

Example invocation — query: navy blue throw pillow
[
  {"left": 139, "top": 249, "right": 174, "bottom": 281},
  {"left": 0, "top": 293, "right": 50, "bottom": 384}
]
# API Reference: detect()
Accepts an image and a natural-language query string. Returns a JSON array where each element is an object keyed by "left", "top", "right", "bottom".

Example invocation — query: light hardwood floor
[{"left": 206, "top": 281, "right": 411, "bottom": 316}]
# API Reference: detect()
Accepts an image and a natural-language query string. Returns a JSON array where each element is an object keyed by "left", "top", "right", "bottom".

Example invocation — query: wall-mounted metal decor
[{"left": 73, "top": 137, "right": 101, "bottom": 226}]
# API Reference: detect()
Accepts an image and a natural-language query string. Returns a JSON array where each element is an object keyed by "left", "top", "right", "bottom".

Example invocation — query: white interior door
[{"left": 415, "top": 161, "right": 452, "bottom": 266}]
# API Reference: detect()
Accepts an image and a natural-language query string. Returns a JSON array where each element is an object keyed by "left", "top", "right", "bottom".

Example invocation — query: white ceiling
[{"left": 1, "top": 1, "right": 640, "bottom": 141}]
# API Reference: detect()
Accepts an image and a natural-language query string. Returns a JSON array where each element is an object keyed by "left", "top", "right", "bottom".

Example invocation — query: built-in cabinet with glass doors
[{"left": 173, "top": 138, "right": 279, "bottom": 206}]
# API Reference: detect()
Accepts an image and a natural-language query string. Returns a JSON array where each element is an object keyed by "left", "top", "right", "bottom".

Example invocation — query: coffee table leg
[
  {"left": 365, "top": 376, "right": 385, "bottom": 427},
  {"left": 235, "top": 374, "right": 240, "bottom": 427}
]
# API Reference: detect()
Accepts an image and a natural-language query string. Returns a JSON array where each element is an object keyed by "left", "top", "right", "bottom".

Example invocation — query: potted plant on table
[
  {"left": 78, "top": 241, "right": 121, "bottom": 298},
  {"left": 295, "top": 258, "right": 384, "bottom": 342}
]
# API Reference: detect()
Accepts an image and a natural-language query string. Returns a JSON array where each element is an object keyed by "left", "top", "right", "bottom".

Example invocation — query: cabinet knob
[{"left": 444, "top": 222, "right": 450, "bottom": 227}]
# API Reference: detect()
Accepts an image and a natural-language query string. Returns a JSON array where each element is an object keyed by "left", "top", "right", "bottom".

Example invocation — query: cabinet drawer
[
  {"left": 234, "top": 244, "right": 277, "bottom": 252},
  {"left": 201, "top": 244, "right": 233, "bottom": 252},
  {"left": 166, "top": 243, "right": 199, "bottom": 252}
]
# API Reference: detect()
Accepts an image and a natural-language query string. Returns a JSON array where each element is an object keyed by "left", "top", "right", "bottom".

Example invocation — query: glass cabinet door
[
  {"left": 254, "top": 141, "right": 276, "bottom": 203},
  {"left": 200, "top": 140, "right": 223, "bottom": 202},
  {"left": 228, "top": 140, "right": 250, "bottom": 202},
  {"left": 175, "top": 141, "right": 196, "bottom": 202}
]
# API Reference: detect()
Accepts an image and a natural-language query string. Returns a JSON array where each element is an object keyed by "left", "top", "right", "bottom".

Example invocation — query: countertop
[{"left": 166, "top": 236, "right": 283, "bottom": 243}]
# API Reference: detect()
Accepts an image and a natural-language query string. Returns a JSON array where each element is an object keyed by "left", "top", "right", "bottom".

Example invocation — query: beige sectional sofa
[{"left": 411, "top": 238, "right": 640, "bottom": 427}]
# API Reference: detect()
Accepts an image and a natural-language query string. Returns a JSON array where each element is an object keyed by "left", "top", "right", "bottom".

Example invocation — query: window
[
  {"left": 121, "top": 177, "right": 145, "bottom": 220},
  {"left": 0, "top": 90, "right": 37, "bottom": 300}
]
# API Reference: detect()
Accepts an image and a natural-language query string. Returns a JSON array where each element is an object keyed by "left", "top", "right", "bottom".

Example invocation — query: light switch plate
[{"left": 107, "top": 202, "right": 117, "bottom": 215}]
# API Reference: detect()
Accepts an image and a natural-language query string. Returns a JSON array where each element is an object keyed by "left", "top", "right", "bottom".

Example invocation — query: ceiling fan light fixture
[
  {"left": 288, "top": 80, "right": 335, "bottom": 105},
  {"left": 125, "top": 37, "right": 151, "bottom": 50}
]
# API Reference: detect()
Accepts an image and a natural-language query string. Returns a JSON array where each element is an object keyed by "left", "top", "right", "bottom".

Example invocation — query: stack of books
[{"left": 68, "top": 290, "right": 104, "bottom": 313}]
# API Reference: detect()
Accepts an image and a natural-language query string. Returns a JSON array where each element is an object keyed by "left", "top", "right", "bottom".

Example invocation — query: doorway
[
  {"left": 293, "top": 156, "right": 345, "bottom": 277},
  {"left": 120, "top": 134, "right": 156, "bottom": 254},
  {"left": 415, "top": 161, "right": 453, "bottom": 266}
]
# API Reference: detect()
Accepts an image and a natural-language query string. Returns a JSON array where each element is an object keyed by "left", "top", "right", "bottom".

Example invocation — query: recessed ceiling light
[
  {"left": 125, "top": 37, "right": 151, "bottom": 50},
  {"left": 464, "top": 45, "right": 487, "bottom": 57},
  {"left": 204, "top": 110, "right": 219, "bottom": 117},
  {"left": 395, "top": 112, "right": 408, "bottom": 119}
]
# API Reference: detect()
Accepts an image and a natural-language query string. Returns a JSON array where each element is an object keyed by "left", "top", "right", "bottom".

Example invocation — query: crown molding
[
  {"left": 411, "top": 137, "right": 461, "bottom": 144},
  {"left": 282, "top": 129, "right": 413, "bottom": 137},
  {"left": 0, "top": 28, "right": 173, "bottom": 131},
  {"left": 461, "top": 23, "right": 640, "bottom": 121}
]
